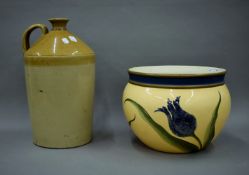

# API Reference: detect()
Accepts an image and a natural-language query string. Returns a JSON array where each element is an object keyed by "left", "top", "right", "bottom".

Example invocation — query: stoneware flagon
[
  {"left": 22, "top": 18, "right": 95, "bottom": 148},
  {"left": 122, "top": 66, "right": 231, "bottom": 153}
]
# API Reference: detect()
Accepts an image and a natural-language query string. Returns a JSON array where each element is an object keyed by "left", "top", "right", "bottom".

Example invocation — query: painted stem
[
  {"left": 192, "top": 133, "right": 203, "bottom": 149},
  {"left": 128, "top": 115, "right": 136, "bottom": 126}
]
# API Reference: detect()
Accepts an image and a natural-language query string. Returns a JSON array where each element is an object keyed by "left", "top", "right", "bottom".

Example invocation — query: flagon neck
[{"left": 48, "top": 18, "right": 69, "bottom": 31}]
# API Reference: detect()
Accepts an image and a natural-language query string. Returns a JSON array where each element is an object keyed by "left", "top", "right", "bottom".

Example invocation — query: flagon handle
[{"left": 22, "top": 24, "right": 48, "bottom": 52}]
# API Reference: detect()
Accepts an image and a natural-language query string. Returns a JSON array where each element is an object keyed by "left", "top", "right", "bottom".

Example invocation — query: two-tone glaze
[{"left": 23, "top": 18, "right": 95, "bottom": 148}]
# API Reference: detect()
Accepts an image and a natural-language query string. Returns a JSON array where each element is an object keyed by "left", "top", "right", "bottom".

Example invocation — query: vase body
[
  {"left": 23, "top": 18, "right": 95, "bottom": 148},
  {"left": 122, "top": 66, "right": 231, "bottom": 153}
]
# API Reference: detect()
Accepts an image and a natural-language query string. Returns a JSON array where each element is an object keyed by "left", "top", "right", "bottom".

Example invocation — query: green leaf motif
[
  {"left": 125, "top": 99, "right": 199, "bottom": 153},
  {"left": 203, "top": 92, "right": 222, "bottom": 148}
]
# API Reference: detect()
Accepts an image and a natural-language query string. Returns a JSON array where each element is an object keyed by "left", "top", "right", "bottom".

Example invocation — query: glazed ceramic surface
[
  {"left": 23, "top": 18, "right": 95, "bottom": 148},
  {"left": 122, "top": 66, "right": 231, "bottom": 153}
]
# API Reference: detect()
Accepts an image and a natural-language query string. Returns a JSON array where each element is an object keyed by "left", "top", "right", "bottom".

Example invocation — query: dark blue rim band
[{"left": 129, "top": 73, "right": 225, "bottom": 87}]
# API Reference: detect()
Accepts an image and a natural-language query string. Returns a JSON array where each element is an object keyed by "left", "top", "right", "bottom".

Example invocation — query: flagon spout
[{"left": 48, "top": 18, "right": 69, "bottom": 30}]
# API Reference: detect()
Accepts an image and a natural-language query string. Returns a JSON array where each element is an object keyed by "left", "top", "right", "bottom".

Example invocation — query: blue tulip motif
[
  {"left": 155, "top": 96, "right": 202, "bottom": 148},
  {"left": 155, "top": 96, "right": 196, "bottom": 137},
  {"left": 125, "top": 91, "right": 222, "bottom": 152}
]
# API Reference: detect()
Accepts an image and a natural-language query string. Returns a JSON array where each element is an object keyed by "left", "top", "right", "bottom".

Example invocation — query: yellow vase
[
  {"left": 122, "top": 66, "right": 231, "bottom": 153},
  {"left": 22, "top": 18, "right": 95, "bottom": 148}
]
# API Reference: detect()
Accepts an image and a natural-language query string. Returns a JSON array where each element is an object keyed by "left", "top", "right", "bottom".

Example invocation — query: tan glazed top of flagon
[{"left": 22, "top": 18, "right": 95, "bottom": 65}]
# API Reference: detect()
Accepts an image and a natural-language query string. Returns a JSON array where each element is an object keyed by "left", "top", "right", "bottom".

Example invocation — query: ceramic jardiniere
[
  {"left": 122, "top": 66, "right": 231, "bottom": 153},
  {"left": 22, "top": 18, "right": 95, "bottom": 148}
]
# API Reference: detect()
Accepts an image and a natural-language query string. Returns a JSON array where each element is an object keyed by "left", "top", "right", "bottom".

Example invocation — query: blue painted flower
[{"left": 155, "top": 96, "right": 197, "bottom": 137}]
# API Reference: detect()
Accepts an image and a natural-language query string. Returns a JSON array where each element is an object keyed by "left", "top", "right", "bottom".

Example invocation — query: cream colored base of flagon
[
  {"left": 25, "top": 63, "right": 95, "bottom": 148},
  {"left": 122, "top": 83, "right": 231, "bottom": 153}
]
